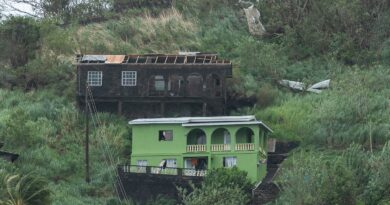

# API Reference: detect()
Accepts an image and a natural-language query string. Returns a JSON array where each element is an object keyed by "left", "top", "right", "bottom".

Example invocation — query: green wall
[{"left": 130, "top": 123, "right": 268, "bottom": 182}]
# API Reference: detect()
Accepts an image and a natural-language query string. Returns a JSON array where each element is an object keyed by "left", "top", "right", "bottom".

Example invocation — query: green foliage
[
  {"left": 203, "top": 167, "right": 253, "bottom": 194},
  {"left": 362, "top": 142, "right": 390, "bottom": 205},
  {"left": 180, "top": 184, "right": 250, "bottom": 205},
  {"left": 276, "top": 143, "right": 390, "bottom": 205},
  {"left": 178, "top": 167, "right": 252, "bottom": 205},
  {"left": 275, "top": 150, "right": 359, "bottom": 205},
  {"left": 0, "top": 172, "right": 51, "bottom": 205},
  {"left": 0, "top": 16, "right": 40, "bottom": 68},
  {"left": 0, "top": 89, "right": 131, "bottom": 204},
  {"left": 308, "top": 67, "right": 390, "bottom": 148},
  {"left": 258, "top": 0, "right": 390, "bottom": 64}
]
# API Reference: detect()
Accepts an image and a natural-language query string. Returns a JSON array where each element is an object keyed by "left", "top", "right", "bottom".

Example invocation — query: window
[
  {"left": 137, "top": 160, "right": 148, "bottom": 167},
  {"left": 223, "top": 157, "right": 237, "bottom": 168},
  {"left": 166, "top": 159, "right": 177, "bottom": 168},
  {"left": 122, "top": 71, "right": 137, "bottom": 86},
  {"left": 184, "top": 159, "right": 194, "bottom": 169},
  {"left": 87, "top": 71, "right": 102, "bottom": 86},
  {"left": 159, "top": 130, "right": 173, "bottom": 141},
  {"left": 154, "top": 75, "right": 165, "bottom": 91}
]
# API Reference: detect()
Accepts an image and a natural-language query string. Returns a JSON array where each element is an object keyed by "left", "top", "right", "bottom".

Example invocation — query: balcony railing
[
  {"left": 235, "top": 143, "right": 255, "bottom": 151},
  {"left": 186, "top": 144, "right": 206, "bottom": 152},
  {"left": 151, "top": 167, "right": 178, "bottom": 175},
  {"left": 120, "top": 165, "right": 207, "bottom": 177},
  {"left": 211, "top": 144, "right": 231, "bottom": 152},
  {"left": 183, "top": 169, "right": 207, "bottom": 177}
]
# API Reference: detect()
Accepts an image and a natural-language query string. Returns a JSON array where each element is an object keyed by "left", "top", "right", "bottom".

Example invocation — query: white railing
[
  {"left": 211, "top": 144, "right": 231, "bottom": 152},
  {"left": 123, "top": 165, "right": 147, "bottom": 173},
  {"left": 183, "top": 169, "right": 207, "bottom": 177},
  {"left": 186, "top": 144, "right": 206, "bottom": 152},
  {"left": 235, "top": 143, "right": 255, "bottom": 151},
  {"left": 150, "top": 167, "right": 178, "bottom": 175}
]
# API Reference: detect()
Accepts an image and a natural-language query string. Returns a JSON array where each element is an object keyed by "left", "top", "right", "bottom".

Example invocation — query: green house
[{"left": 128, "top": 116, "right": 272, "bottom": 182}]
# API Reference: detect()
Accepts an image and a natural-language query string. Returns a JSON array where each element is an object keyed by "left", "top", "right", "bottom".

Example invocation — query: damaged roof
[{"left": 76, "top": 53, "right": 231, "bottom": 65}]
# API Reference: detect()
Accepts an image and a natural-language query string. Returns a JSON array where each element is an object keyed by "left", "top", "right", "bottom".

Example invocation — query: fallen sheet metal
[
  {"left": 279, "top": 79, "right": 331, "bottom": 93},
  {"left": 279, "top": 80, "right": 305, "bottom": 91},
  {"left": 81, "top": 55, "right": 106, "bottom": 62},
  {"left": 244, "top": 5, "right": 266, "bottom": 36},
  {"left": 309, "top": 79, "right": 330, "bottom": 90}
]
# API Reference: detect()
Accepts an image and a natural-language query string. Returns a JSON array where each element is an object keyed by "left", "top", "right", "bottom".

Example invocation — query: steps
[{"left": 252, "top": 141, "right": 299, "bottom": 205}]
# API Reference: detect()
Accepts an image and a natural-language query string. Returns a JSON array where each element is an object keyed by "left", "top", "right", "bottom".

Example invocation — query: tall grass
[{"left": 0, "top": 89, "right": 131, "bottom": 204}]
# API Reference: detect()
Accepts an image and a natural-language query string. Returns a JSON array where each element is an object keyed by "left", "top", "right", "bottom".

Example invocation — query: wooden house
[{"left": 76, "top": 53, "right": 232, "bottom": 118}]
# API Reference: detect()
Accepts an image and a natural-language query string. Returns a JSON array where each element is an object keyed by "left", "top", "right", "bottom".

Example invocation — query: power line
[{"left": 85, "top": 86, "right": 129, "bottom": 202}]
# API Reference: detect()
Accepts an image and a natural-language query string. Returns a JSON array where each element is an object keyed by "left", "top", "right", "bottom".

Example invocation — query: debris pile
[{"left": 279, "top": 79, "right": 331, "bottom": 93}]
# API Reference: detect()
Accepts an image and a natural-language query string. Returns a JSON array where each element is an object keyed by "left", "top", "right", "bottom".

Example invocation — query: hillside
[{"left": 1, "top": 0, "right": 390, "bottom": 204}]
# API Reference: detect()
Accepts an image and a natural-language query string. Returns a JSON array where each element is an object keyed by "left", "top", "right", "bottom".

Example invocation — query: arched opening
[
  {"left": 168, "top": 75, "right": 184, "bottom": 97},
  {"left": 206, "top": 73, "right": 222, "bottom": 97},
  {"left": 187, "top": 129, "right": 206, "bottom": 145},
  {"left": 186, "top": 129, "right": 207, "bottom": 152},
  {"left": 235, "top": 127, "right": 255, "bottom": 151},
  {"left": 211, "top": 128, "right": 231, "bottom": 151},
  {"left": 186, "top": 73, "right": 203, "bottom": 97},
  {"left": 148, "top": 75, "right": 165, "bottom": 96}
]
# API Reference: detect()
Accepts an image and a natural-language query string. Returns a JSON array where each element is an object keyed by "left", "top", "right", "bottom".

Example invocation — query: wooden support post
[
  {"left": 118, "top": 100, "right": 123, "bottom": 116},
  {"left": 202, "top": 102, "right": 207, "bottom": 116},
  {"left": 160, "top": 102, "right": 165, "bottom": 117},
  {"left": 85, "top": 85, "right": 90, "bottom": 183}
]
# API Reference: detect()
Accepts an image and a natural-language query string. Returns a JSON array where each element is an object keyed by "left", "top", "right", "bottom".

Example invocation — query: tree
[{"left": 0, "top": 16, "right": 40, "bottom": 68}]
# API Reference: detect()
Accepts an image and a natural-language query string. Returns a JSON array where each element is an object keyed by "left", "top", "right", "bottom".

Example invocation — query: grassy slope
[{"left": 1, "top": 0, "right": 390, "bottom": 204}]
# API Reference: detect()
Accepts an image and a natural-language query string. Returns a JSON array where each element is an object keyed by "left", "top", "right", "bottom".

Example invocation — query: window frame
[
  {"left": 154, "top": 75, "right": 165, "bottom": 91},
  {"left": 87, "top": 71, "right": 103, "bottom": 86},
  {"left": 223, "top": 156, "right": 237, "bottom": 168},
  {"left": 158, "top": 130, "right": 173, "bottom": 141},
  {"left": 121, "top": 71, "right": 137, "bottom": 86}
]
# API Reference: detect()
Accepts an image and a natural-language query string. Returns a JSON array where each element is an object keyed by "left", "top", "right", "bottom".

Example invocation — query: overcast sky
[{"left": 2, "top": 2, "right": 35, "bottom": 16}]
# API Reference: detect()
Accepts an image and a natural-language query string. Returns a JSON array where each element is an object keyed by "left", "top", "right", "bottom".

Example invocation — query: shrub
[{"left": 179, "top": 167, "right": 252, "bottom": 205}]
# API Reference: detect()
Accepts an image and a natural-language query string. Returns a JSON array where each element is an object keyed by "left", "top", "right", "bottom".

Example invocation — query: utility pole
[{"left": 85, "top": 84, "right": 91, "bottom": 183}]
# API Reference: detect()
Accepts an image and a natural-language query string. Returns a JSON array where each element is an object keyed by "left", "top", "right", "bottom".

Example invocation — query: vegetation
[
  {"left": 0, "top": 0, "right": 390, "bottom": 204},
  {"left": 178, "top": 168, "right": 252, "bottom": 205}
]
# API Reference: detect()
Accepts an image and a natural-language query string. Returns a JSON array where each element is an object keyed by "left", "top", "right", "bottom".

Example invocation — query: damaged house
[{"left": 76, "top": 53, "right": 232, "bottom": 118}]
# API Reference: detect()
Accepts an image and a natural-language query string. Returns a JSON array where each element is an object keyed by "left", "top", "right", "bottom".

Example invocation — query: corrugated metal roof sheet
[
  {"left": 105, "top": 55, "right": 125, "bottom": 64},
  {"left": 129, "top": 115, "right": 272, "bottom": 132}
]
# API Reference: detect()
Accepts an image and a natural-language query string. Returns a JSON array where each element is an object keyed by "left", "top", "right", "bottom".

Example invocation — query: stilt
[
  {"left": 202, "top": 102, "right": 207, "bottom": 116},
  {"left": 118, "top": 100, "right": 123, "bottom": 116},
  {"left": 160, "top": 102, "right": 165, "bottom": 117}
]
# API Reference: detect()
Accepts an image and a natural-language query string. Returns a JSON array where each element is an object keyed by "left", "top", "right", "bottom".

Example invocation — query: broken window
[
  {"left": 159, "top": 130, "right": 173, "bottom": 141},
  {"left": 122, "top": 71, "right": 137, "bottom": 86},
  {"left": 168, "top": 75, "right": 184, "bottom": 96},
  {"left": 206, "top": 73, "right": 222, "bottom": 97},
  {"left": 187, "top": 73, "right": 203, "bottom": 96},
  {"left": 87, "top": 71, "right": 102, "bottom": 86},
  {"left": 154, "top": 75, "right": 165, "bottom": 91}
]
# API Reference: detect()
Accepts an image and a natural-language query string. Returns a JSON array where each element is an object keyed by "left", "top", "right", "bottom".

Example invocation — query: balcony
[
  {"left": 211, "top": 144, "right": 231, "bottom": 152},
  {"left": 120, "top": 165, "right": 207, "bottom": 177},
  {"left": 235, "top": 143, "right": 255, "bottom": 151},
  {"left": 187, "top": 128, "right": 207, "bottom": 152},
  {"left": 186, "top": 144, "right": 206, "bottom": 152}
]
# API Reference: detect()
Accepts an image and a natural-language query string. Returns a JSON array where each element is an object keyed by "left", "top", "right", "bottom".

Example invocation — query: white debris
[
  {"left": 308, "top": 79, "right": 330, "bottom": 90},
  {"left": 279, "top": 79, "right": 331, "bottom": 94},
  {"left": 243, "top": 5, "right": 266, "bottom": 36}
]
